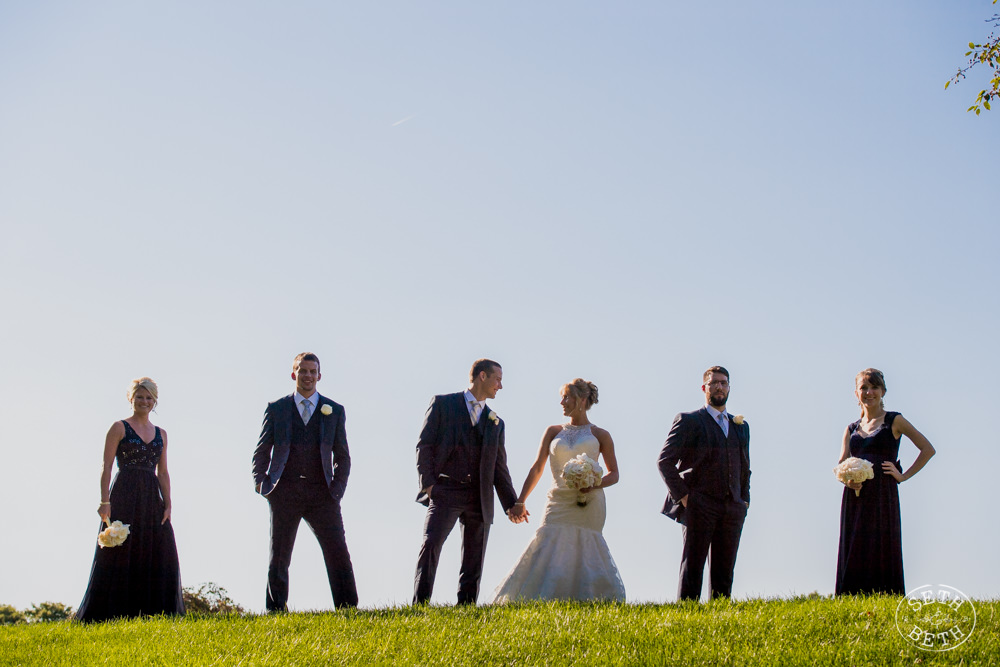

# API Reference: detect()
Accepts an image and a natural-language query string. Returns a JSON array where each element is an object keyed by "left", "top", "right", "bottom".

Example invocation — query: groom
[
  {"left": 413, "top": 358, "right": 523, "bottom": 605},
  {"left": 252, "top": 352, "right": 359, "bottom": 611},
  {"left": 658, "top": 366, "right": 750, "bottom": 601}
]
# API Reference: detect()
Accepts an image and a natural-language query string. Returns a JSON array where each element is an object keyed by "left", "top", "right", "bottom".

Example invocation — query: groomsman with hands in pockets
[
  {"left": 252, "top": 352, "right": 359, "bottom": 612},
  {"left": 659, "top": 366, "right": 751, "bottom": 601}
]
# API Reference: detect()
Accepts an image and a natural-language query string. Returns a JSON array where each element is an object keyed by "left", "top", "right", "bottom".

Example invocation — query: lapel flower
[
  {"left": 320, "top": 404, "right": 333, "bottom": 416},
  {"left": 733, "top": 414, "right": 745, "bottom": 425},
  {"left": 488, "top": 410, "right": 499, "bottom": 425}
]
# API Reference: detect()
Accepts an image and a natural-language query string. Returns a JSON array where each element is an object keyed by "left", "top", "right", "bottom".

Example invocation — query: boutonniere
[
  {"left": 320, "top": 404, "right": 333, "bottom": 416},
  {"left": 733, "top": 414, "right": 745, "bottom": 425},
  {"left": 488, "top": 411, "right": 499, "bottom": 425}
]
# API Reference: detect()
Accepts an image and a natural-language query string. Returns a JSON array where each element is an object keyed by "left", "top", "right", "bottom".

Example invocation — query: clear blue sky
[{"left": 2, "top": 1, "right": 998, "bottom": 611}]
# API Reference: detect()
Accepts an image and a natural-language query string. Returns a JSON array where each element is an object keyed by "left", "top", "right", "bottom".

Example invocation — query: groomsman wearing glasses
[
  {"left": 658, "top": 366, "right": 751, "bottom": 601},
  {"left": 413, "top": 359, "right": 524, "bottom": 605},
  {"left": 252, "top": 352, "right": 359, "bottom": 611}
]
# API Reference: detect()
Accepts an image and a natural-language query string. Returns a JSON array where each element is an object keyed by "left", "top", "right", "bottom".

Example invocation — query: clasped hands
[{"left": 507, "top": 503, "right": 530, "bottom": 524}]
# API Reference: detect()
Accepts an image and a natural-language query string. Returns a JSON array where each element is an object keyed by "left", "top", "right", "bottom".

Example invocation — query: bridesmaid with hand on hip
[{"left": 835, "top": 368, "right": 935, "bottom": 595}]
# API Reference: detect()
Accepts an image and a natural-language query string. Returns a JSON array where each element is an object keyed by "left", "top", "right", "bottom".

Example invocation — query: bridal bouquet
[
  {"left": 834, "top": 457, "right": 874, "bottom": 496},
  {"left": 561, "top": 454, "right": 603, "bottom": 507},
  {"left": 98, "top": 518, "right": 131, "bottom": 548}
]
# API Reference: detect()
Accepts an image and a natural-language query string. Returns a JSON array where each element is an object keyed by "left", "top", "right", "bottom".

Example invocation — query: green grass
[{"left": 1, "top": 597, "right": 996, "bottom": 666}]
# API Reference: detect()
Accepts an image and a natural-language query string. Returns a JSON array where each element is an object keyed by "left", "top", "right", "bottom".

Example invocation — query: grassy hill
[{"left": 1, "top": 597, "right": 996, "bottom": 666}]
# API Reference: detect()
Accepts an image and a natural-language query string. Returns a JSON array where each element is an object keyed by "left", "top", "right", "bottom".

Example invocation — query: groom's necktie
[
  {"left": 301, "top": 400, "right": 312, "bottom": 424},
  {"left": 469, "top": 401, "right": 481, "bottom": 425},
  {"left": 717, "top": 412, "right": 729, "bottom": 437}
]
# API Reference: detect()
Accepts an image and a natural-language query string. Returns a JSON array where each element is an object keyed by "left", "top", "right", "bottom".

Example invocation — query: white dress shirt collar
[
  {"left": 464, "top": 389, "right": 485, "bottom": 408},
  {"left": 706, "top": 404, "right": 728, "bottom": 421},
  {"left": 295, "top": 391, "right": 316, "bottom": 411},
  {"left": 464, "top": 389, "right": 485, "bottom": 423}
]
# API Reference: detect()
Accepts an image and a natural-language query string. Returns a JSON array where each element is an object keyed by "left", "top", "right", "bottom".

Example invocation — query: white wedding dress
[{"left": 489, "top": 423, "right": 626, "bottom": 602}]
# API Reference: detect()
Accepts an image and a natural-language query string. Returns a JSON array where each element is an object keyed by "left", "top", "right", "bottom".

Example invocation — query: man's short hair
[
  {"left": 470, "top": 358, "right": 501, "bottom": 381},
  {"left": 703, "top": 366, "right": 730, "bottom": 383},
  {"left": 293, "top": 352, "right": 321, "bottom": 373}
]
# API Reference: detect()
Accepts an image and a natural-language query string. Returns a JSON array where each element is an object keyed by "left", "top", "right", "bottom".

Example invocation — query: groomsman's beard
[{"left": 708, "top": 393, "right": 728, "bottom": 408}]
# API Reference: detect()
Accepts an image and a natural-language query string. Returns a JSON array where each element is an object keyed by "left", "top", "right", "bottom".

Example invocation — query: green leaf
[
  {"left": 945, "top": 80, "right": 951, "bottom": 89},
  {"left": 970, "top": 42, "right": 976, "bottom": 48},
  {"left": 976, "top": 107, "right": 981, "bottom": 115},
  {"left": 985, "top": 100, "right": 992, "bottom": 110}
]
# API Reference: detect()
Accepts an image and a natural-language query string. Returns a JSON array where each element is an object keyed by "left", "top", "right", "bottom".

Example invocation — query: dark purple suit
[
  {"left": 413, "top": 392, "right": 518, "bottom": 604},
  {"left": 252, "top": 393, "right": 357, "bottom": 610},
  {"left": 658, "top": 407, "right": 750, "bottom": 600}
]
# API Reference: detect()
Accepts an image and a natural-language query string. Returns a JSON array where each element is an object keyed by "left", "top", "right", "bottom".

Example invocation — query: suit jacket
[
  {"left": 658, "top": 407, "right": 751, "bottom": 524},
  {"left": 252, "top": 393, "right": 351, "bottom": 500},
  {"left": 414, "top": 392, "right": 518, "bottom": 524}
]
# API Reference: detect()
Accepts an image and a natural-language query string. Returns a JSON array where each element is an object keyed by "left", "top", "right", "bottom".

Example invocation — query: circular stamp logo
[{"left": 895, "top": 584, "right": 976, "bottom": 651}]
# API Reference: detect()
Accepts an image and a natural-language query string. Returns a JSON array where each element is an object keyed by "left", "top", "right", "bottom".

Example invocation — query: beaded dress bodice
[{"left": 117, "top": 421, "right": 163, "bottom": 470}]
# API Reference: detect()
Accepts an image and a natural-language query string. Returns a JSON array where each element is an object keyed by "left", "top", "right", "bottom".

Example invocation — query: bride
[{"left": 489, "top": 378, "right": 626, "bottom": 602}]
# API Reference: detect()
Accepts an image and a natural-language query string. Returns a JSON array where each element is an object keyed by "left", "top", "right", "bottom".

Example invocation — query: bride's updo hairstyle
[
  {"left": 128, "top": 377, "right": 159, "bottom": 407},
  {"left": 563, "top": 378, "right": 599, "bottom": 411}
]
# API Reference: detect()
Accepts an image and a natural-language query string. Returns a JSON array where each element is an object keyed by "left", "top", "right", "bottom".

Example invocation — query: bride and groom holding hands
[
  {"left": 413, "top": 359, "right": 627, "bottom": 604},
  {"left": 413, "top": 359, "right": 750, "bottom": 605}
]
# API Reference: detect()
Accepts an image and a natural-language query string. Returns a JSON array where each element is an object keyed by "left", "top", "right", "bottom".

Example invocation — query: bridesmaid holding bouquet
[
  {"left": 835, "top": 368, "right": 935, "bottom": 595},
  {"left": 76, "top": 377, "right": 184, "bottom": 622}
]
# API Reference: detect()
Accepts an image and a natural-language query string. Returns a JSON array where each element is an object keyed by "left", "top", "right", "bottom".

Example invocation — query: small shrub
[
  {"left": 25, "top": 602, "right": 75, "bottom": 622},
  {"left": 793, "top": 591, "right": 832, "bottom": 601},
  {"left": 182, "top": 582, "right": 246, "bottom": 616},
  {"left": 0, "top": 604, "right": 27, "bottom": 625}
]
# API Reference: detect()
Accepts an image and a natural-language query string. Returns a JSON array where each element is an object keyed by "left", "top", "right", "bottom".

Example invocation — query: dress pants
[
  {"left": 678, "top": 491, "right": 747, "bottom": 601},
  {"left": 413, "top": 485, "right": 489, "bottom": 605},
  {"left": 266, "top": 478, "right": 358, "bottom": 611}
]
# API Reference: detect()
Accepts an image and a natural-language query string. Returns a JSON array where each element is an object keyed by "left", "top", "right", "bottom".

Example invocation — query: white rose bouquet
[
  {"left": 561, "top": 453, "right": 603, "bottom": 506},
  {"left": 97, "top": 518, "right": 131, "bottom": 548},
  {"left": 834, "top": 457, "right": 874, "bottom": 497}
]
